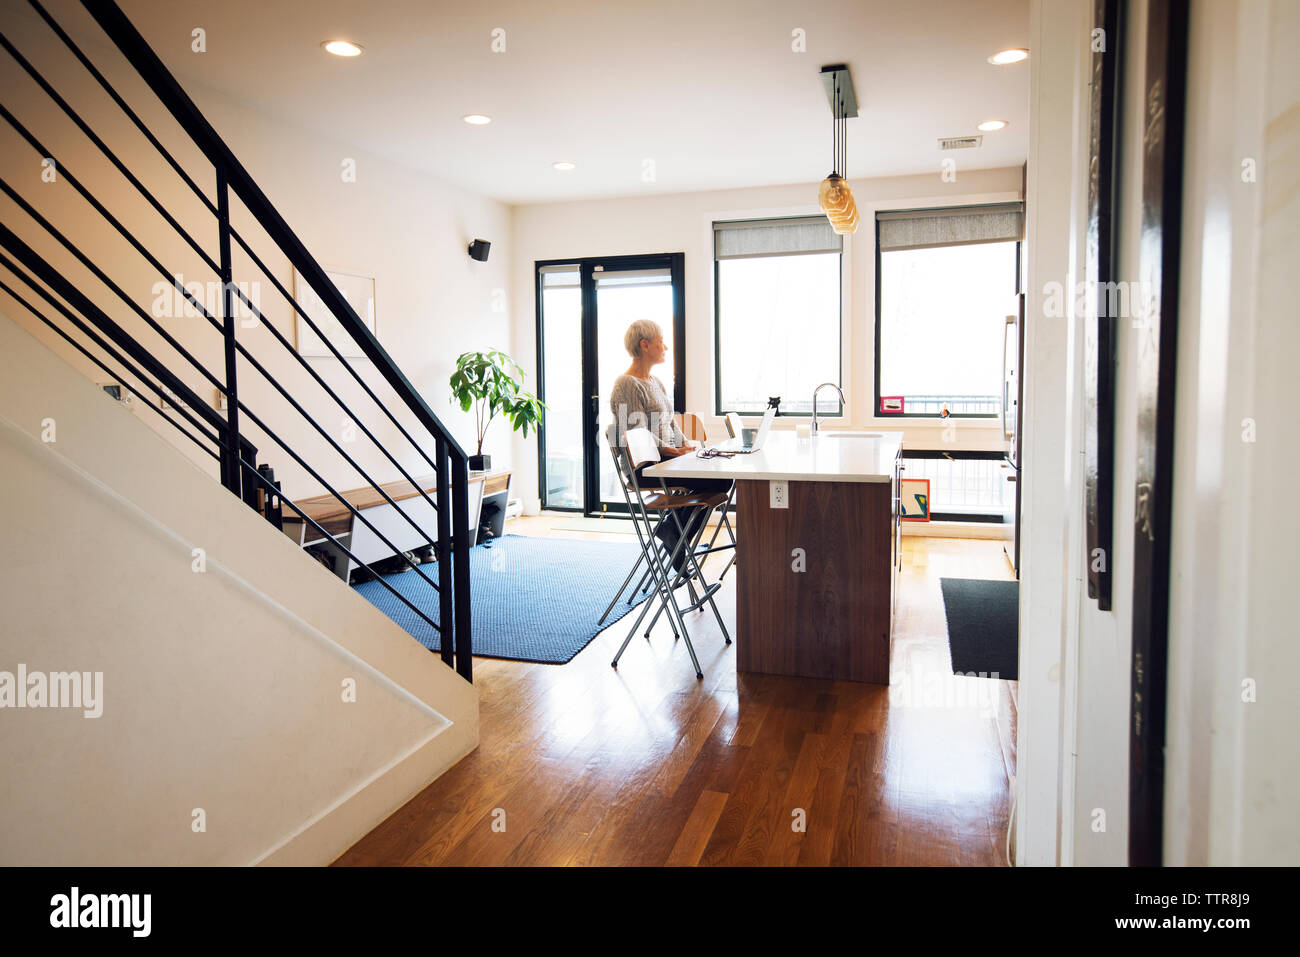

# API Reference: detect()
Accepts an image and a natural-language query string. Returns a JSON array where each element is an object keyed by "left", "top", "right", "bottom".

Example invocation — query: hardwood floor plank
[
  {"left": 665, "top": 790, "right": 730, "bottom": 866},
  {"left": 335, "top": 527, "right": 1016, "bottom": 867},
  {"left": 600, "top": 692, "right": 734, "bottom": 866},
  {"left": 762, "top": 731, "right": 828, "bottom": 865},
  {"left": 795, "top": 732, "right": 856, "bottom": 865}
]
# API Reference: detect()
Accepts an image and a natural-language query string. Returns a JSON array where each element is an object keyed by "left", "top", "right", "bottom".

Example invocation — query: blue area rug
[{"left": 353, "top": 534, "right": 650, "bottom": 664}]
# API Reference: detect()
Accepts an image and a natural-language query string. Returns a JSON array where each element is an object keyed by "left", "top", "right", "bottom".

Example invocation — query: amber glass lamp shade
[
  {"left": 819, "top": 174, "right": 852, "bottom": 218},
  {"left": 829, "top": 191, "right": 859, "bottom": 234}
]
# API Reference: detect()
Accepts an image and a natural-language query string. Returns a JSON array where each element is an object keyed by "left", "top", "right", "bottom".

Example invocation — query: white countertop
[{"left": 643, "top": 430, "right": 904, "bottom": 484}]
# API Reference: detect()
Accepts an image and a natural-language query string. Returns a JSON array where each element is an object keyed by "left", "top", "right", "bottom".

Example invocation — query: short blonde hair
[{"left": 624, "top": 319, "right": 662, "bottom": 358}]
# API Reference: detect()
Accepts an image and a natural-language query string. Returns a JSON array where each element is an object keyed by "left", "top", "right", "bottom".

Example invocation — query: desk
[
  {"left": 281, "top": 470, "right": 511, "bottom": 581},
  {"left": 646, "top": 432, "right": 902, "bottom": 684}
]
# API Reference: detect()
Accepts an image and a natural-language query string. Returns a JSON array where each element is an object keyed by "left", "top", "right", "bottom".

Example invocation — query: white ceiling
[{"left": 102, "top": 0, "right": 1030, "bottom": 205}]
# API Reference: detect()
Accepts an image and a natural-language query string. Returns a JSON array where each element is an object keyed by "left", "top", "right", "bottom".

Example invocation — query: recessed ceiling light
[
  {"left": 462, "top": 114, "right": 492, "bottom": 125},
  {"left": 977, "top": 119, "right": 1008, "bottom": 132},
  {"left": 988, "top": 48, "right": 1029, "bottom": 65},
  {"left": 552, "top": 161, "right": 575, "bottom": 171},
  {"left": 322, "top": 40, "right": 363, "bottom": 57}
]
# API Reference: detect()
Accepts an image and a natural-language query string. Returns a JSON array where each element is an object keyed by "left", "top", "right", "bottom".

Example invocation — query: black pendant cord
[
  {"left": 832, "top": 75, "right": 840, "bottom": 176},
  {"left": 839, "top": 91, "right": 847, "bottom": 180}
]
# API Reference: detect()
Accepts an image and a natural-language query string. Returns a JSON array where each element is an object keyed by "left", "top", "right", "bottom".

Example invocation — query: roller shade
[
  {"left": 539, "top": 264, "right": 579, "bottom": 287},
  {"left": 594, "top": 268, "right": 671, "bottom": 290},
  {"left": 714, "top": 216, "right": 843, "bottom": 260},
  {"left": 876, "top": 203, "right": 1024, "bottom": 252}
]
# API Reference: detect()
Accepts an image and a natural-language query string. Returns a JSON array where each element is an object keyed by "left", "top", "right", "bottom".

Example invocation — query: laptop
[{"left": 720, "top": 408, "right": 776, "bottom": 453}]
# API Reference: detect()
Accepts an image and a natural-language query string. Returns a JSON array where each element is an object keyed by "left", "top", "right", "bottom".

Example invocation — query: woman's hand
[{"left": 660, "top": 445, "right": 689, "bottom": 458}]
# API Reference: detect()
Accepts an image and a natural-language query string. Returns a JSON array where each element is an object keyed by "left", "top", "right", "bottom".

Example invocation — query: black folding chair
[{"left": 605, "top": 427, "right": 732, "bottom": 679}]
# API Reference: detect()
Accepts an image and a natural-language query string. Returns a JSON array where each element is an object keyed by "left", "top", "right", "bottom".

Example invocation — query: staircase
[{"left": 0, "top": 0, "right": 480, "bottom": 863}]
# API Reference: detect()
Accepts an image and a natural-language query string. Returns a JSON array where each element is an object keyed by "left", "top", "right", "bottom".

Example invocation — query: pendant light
[{"left": 819, "top": 71, "right": 858, "bottom": 234}]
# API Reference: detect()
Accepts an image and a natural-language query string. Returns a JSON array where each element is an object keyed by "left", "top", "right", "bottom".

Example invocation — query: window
[
  {"left": 714, "top": 217, "right": 843, "bottom": 416},
  {"left": 875, "top": 204, "right": 1023, "bottom": 417},
  {"left": 901, "top": 452, "right": 1011, "bottom": 522}
]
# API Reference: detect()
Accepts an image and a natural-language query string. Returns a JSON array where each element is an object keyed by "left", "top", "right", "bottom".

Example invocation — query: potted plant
[{"left": 449, "top": 349, "right": 545, "bottom": 471}]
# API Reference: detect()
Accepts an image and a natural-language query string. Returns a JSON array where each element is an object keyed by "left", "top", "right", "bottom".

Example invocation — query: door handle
[{"left": 1003, "top": 315, "right": 1015, "bottom": 440}]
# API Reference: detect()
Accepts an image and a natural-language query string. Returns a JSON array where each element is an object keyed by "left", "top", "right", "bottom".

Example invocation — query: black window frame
[
  {"left": 713, "top": 218, "right": 844, "bottom": 418},
  {"left": 873, "top": 214, "right": 1022, "bottom": 420}
]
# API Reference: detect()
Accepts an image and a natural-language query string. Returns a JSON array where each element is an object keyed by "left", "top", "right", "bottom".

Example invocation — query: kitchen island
[{"left": 645, "top": 430, "right": 903, "bottom": 684}]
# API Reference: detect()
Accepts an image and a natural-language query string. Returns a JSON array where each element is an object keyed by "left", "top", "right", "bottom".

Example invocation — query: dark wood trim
[
  {"left": 1128, "top": 0, "right": 1188, "bottom": 868},
  {"left": 1084, "top": 0, "right": 1124, "bottom": 610}
]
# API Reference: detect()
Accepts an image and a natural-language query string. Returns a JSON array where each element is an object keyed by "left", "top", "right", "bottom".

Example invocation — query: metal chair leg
[
  {"left": 717, "top": 551, "right": 737, "bottom": 581},
  {"left": 679, "top": 506, "right": 733, "bottom": 648},
  {"left": 615, "top": 507, "right": 675, "bottom": 655},
  {"left": 635, "top": 513, "right": 703, "bottom": 677},
  {"left": 599, "top": 551, "right": 645, "bottom": 625},
  {"left": 630, "top": 565, "right": 654, "bottom": 601},
  {"left": 629, "top": 551, "right": 680, "bottom": 642},
  {"left": 715, "top": 510, "right": 738, "bottom": 583}
]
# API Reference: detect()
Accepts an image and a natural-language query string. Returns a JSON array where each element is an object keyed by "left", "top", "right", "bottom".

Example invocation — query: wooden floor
[{"left": 335, "top": 516, "right": 1018, "bottom": 866}]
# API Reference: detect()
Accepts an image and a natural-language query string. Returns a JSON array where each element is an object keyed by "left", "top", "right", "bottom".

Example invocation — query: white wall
[
  {"left": 0, "top": 4, "right": 511, "bottom": 500},
  {"left": 0, "top": 310, "right": 478, "bottom": 865},
  {"left": 509, "top": 168, "right": 1023, "bottom": 510},
  {"left": 1164, "top": 0, "right": 1300, "bottom": 866},
  {"left": 1017, "top": 0, "right": 1089, "bottom": 866},
  {"left": 1020, "top": 0, "right": 1300, "bottom": 866}
]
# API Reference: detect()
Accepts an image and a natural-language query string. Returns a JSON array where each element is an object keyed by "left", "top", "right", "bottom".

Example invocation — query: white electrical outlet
[{"left": 770, "top": 480, "right": 788, "bottom": 509}]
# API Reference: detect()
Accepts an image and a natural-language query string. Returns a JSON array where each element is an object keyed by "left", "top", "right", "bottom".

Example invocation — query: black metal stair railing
[{"left": 0, "top": 0, "right": 474, "bottom": 681}]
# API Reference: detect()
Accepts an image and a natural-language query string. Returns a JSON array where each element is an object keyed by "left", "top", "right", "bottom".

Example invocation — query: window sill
[{"left": 902, "top": 520, "right": 1012, "bottom": 540}]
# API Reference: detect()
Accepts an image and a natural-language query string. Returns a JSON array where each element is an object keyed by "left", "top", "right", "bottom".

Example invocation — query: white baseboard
[
  {"left": 258, "top": 719, "right": 477, "bottom": 866},
  {"left": 903, "top": 520, "right": 1013, "bottom": 540}
]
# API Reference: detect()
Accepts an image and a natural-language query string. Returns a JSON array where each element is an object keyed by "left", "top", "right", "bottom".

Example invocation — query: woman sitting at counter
[{"left": 609, "top": 319, "right": 730, "bottom": 572}]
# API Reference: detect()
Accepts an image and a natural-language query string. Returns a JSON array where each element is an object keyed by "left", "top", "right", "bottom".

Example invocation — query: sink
[{"left": 818, "top": 431, "right": 885, "bottom": 438}]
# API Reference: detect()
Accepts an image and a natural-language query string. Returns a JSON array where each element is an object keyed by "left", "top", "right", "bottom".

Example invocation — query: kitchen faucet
[{"left": 811, "top": 382, "right": 846, "bottom": 434}]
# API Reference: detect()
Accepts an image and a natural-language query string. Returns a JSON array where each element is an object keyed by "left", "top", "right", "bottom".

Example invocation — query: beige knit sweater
[{"left": 608, "top": 374, "right": 684, "bottom": 451}]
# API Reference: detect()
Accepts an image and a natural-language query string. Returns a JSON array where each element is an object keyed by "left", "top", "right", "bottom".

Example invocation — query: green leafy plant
[{"left": 449, "top": 350, "right": 545, "bottom": 457}]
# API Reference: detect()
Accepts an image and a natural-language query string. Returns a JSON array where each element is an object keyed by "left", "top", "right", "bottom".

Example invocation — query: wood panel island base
[
  {"left": 643, "top": 430, "right": 903, "bottom": 685},
  {"left": 735, "top": 478, "right": 893, "bottom": 684}
]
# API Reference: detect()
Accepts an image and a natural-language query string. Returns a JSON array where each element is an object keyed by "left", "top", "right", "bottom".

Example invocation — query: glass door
[
  {"left": 537, "top": 254, "right": 684, "bottom": 514},
  {"left": 538, "top": 265, "right": 583, "bottom": 509},
  {"left": 591, "top": 263, "right": 678, "bottom": 511}
]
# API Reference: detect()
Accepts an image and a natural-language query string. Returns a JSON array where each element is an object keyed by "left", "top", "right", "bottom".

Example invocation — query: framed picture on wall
[
  {"left": 1083, "top": 0, "right": 1123, "bottom": 611},
  {"left": 1128, "top": 0, "right": 1189, "bottom": 868},
  {"left": 293, "top": 266, "right": 376, "bottom": 359},
  {"left": 900, "top": 477, "right": 930, "bottom": 522}
]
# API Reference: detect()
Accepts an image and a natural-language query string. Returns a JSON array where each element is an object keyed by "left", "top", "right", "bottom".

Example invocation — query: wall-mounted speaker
[{"left": 467, "top": 239, "right": 491, "bottom": 262}]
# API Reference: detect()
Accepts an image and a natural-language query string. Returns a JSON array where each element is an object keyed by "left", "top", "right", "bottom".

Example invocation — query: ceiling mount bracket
[{"left": 819, "top": 65, "right": 858, "bottom": 119}]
